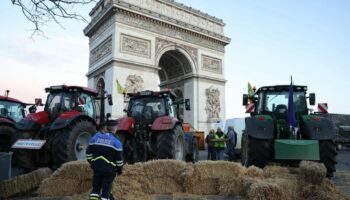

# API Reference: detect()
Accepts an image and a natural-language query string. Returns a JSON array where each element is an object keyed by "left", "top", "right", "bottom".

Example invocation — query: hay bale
[
  {"left": 0, "top": 168, "right": 52, "bottom": 198},
  {"left": 299, "top": 161, "right": 326, "bottom": 185},
  {"left": 263, "top": 166, "right": 289, "bottom": 178},
  {"left": 38, "top": 160, "right": 92, "bottom": 197},
  {"left": 298, "top": 179, "right": 350, "bottom": 200},
  {"left": 245, "top": 166, "right": 264, "bottom": 178},
  {"left": 247, "top": 176, "right": 298, "bottom": 200},
  {"left": 183, "top": 161, "right": 245, "bottom": 195}
]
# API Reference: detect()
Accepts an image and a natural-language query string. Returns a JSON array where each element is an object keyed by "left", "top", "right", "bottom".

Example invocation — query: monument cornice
[{"left": 84, "top": 1, "right": 231, "bottom": 46}]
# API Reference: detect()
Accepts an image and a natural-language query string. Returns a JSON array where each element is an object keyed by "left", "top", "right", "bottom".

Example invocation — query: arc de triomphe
[{"left": 84, "top": 0, "right": 230, "bottom": 131}]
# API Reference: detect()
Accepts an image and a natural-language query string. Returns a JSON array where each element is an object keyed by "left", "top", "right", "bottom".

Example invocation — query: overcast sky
[{"left": 0, "top": 0, "right": 349, "bottom": 118}]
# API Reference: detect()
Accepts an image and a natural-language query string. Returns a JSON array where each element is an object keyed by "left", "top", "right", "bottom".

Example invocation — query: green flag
[
  {"left": 248, "top": 82, "right": 254, "bottom": 97},
  {"left": 116, "top": 80, "right": 125, "bottom": 94}
]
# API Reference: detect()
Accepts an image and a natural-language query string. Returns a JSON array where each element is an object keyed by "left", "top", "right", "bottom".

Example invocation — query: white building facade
[{"left": 84, "top": 0, "right": 231, "bottom": 131}]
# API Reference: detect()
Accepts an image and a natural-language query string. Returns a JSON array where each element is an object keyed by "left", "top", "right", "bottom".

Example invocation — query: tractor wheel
[
  {"left": 116, "top": 131, "right": 134, "bottom": 164},
  {"left": 319, "top": 140, "right": 337, "bottom": 178},
  {"left": 11, "top": 131, "right": 36, "bottom": 171},
  {"left": 0, "top": 125, "right": 16, "bottom": 152},
  {"left": 52, "top": 120, "right": 96, "bottom": 168},
  {"left": 241, "top": 132, "right": 271, "bottom": 168},
  {"left": 156, "top": 125, "right": 185, "bottom": 160},
  {"left": 186, "top": 137, "right": 199, "bottom": 163}
]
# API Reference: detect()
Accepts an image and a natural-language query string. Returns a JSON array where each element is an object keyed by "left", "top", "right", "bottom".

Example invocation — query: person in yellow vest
[{"left": 214, "top": 127, "right": 226, "bottom": 160}]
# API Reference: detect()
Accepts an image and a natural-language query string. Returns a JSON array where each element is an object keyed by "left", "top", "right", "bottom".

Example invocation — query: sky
[{"left": 0, "top": 0, "right": 349, "bottom": 118}]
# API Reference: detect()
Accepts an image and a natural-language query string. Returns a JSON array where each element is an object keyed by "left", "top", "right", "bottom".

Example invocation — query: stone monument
[{"left": 84, "top": 0, "right": 231, "bottom": 131}]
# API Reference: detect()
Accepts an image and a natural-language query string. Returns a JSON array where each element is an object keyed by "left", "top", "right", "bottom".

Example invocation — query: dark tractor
[
  {"left": 13, "top": 85, "right": 112, "bottom": 171},
  {"left": 116, "top": 90, "right": 198, "bottom": 163},
  {"left": 241, "top": 85, "right": 337, "bottom": 177},
  {"left": 0, "top": 91, "right": 27, "bottom": 152}
]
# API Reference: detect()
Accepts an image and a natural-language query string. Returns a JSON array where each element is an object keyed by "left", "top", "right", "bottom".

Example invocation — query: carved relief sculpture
[
  {"left": 121, "top": 34, "right": 151, "bottom": 58},
  {"left": 125, "top": 74, "right": 144, "bottom": 93},
  {"left": 89, "top": 35, "right": 112, "bottom": 66},
  {"left": 205, "top": 86, "right": 221, "bottom": 120},
  {"left": 202, "top": 55, "right": 222, "bottom": 74}
]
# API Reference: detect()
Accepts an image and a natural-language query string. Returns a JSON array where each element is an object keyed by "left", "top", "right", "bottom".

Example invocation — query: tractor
[
  {"left": 0, "top": 91, "right": 28, "bottom": 152},
  {"left": 241, "top": 85, "right": 337, "bottom": 177},
  {"left": 12, "top": 85, "right": 112, "bottom": 171},
  {"left": 116, "top": 90, "right": 199, "bottom": 163}
]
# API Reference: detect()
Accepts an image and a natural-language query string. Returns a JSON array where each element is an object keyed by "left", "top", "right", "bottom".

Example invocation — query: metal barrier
[{"left": 0, "top": 152, "right": 12, "bottom": 180}]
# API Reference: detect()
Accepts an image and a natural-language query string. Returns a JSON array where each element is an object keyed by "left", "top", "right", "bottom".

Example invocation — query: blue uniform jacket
[{"left": 86, "top": 132, "right": 123, "bottom": 175}]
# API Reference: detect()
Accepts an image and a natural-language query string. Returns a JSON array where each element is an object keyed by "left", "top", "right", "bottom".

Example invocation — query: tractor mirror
[
  {"left": 309, "top": 93, "right": 316, "bottom": 106},
  {"left": 243, "top": 94, "right": 248, "bottom": 106},
  {"left": 106, "top": 113, "right": 111, "bottom": 119},
  {"left": 29, "top": 105, "right": 37, "bottom": 113},
  {"left": 107, "top": 94, "right": 113, "bottom": 106},
  {"left": 185, "top": 99, "right": 191, "bottom": 111},
  {"left": 35, "top": 98, "right": 43, "bottom": 106}
]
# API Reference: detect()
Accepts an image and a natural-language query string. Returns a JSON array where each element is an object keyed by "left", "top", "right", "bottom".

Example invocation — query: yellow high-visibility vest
[{"left": 214, "top": 134, "right": 225, "bottom": 148}]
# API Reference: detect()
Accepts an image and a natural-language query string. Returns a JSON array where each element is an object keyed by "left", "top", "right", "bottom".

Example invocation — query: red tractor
[
  {"left": 116, "top": 90, "right": 198, "bottom": 163},
  {"left": 0, "top": 91, "right": 28, "bottom": 152},
  {"left": 13, "top": 85, "right": 112, "bottom": 171}
]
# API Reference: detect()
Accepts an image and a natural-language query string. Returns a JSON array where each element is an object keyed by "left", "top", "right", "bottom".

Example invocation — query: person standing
[
  {"left": 226, "top": 126, "right": 237, "bottom": 161},
  {"left": 205, "top": 129, "right": 216, "bottom": 160},
  {"left": 87, "top": 120, "right": 123, "bottom": 200},
  {"left": 214, "top": 127, "right": 226, "bottom": 160}
]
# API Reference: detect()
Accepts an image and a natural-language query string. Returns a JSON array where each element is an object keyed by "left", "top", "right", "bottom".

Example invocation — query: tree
[{"left": 11, "top": 0, "right": 95, "bottom": 36}]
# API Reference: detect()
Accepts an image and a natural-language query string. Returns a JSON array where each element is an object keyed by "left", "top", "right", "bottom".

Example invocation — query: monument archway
[
  {"left": 157, "top": 48, "right": 194, "bottom": 122},
  {"left": 84, "top": 0, "right": 230, "bottom": 131}
]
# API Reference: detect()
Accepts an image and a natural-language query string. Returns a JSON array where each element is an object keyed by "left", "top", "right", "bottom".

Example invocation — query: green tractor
[{"left": 241, "top": 85, "right": 337, "bottom": 177}]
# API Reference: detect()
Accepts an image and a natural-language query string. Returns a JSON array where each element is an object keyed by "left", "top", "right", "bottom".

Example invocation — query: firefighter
[{"left": 87, "top": 120, "right": 123, "bottom": 200}]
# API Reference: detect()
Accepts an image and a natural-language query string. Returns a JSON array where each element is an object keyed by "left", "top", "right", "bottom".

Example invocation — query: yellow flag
[
  {"left": 116, "top": 80, "right": 125, "bottom": 94},
  {"left": 248, "top": 82, "right": 254, "bottom": 97}
]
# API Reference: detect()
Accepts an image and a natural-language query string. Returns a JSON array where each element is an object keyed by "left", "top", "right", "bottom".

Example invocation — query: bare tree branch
[{"left": 11, "top": 0, "right": 96, "bottom": 37}]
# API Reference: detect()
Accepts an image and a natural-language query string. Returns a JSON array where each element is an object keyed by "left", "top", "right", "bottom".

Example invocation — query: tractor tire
[
  {"left": 116, "top": 131, "right": 134, "bottom": 164},
  {"left": 0, "top": 125, "right": 16, "bottom": 152},
  {"left": 11, "top": 131, "right": 36, "bottom": 171},
  {"left": 186, "top": 137, "right": 199, "bottom": 163},
  {"left": 241, "top": 132, "right": 271, "bottom": 168},
  {"left": 156, "top": 125, "right": 185, "bottom": 160},
  {"left": 52, "top": 120, "right": 96, "bottom": 168},
  {"left": 319, "top": 140, "right": 337, "bottom": 178}
]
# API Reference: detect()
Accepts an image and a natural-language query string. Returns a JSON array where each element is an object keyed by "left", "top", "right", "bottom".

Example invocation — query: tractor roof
[
  {"left": 45, "top": 85, "right": 97, "bottom": 96},
  {"left": 0, "top": 95, "right": 26, "bottom": 105},
  {"left": 127, "top": 89, "right": 177, "bottom": 100},
  {"left": 256, "top": 85, "right": 308, "bottom": 94}
]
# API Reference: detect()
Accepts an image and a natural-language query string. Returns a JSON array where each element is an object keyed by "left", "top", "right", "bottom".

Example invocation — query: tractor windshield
[
  {"left": 46, "top": 92, "right": 75, "bottom": 114},
  {"left": 128, "top": 97, "right": 166, "bottom": 120},
  {"left": 259, "top": 91, "right": 307, "bottom": 114},
  {"left": 0, "top": 100, "right": 25, "bottom": 122}
]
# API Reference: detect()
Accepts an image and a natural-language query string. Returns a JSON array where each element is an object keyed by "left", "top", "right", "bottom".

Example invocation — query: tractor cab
[
  {"left": 44, "top": 85, "right": 98, "bottom": 120},
  {"left": 243, "top": 85, "right": 315, "bottom": 119},
  {"left": 0, "top": 96, "right": 26, "bottom": 123},
  {"left": 126, "top": 90, "right": 176, "bottom": 123}
]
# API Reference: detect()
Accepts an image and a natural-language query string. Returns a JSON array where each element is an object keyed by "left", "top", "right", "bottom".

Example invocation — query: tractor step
[{"left": 274, "top": 139, "right": 320, "bottom": 160}]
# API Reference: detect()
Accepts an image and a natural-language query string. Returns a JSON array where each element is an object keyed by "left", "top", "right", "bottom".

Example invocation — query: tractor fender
[
  {"left": 245, "top": 116, "right": 274, "bottom": 139},
  {"left": 15, "top": 111, "right": 49, "bottom": 131},
  {"left": 117, "top": 117, "right": 134, "bottom": 135},
  {"left": 300, "top": 116, "right": 336, "bottom": 140},
  {"left": 50, "top": 111, "right": 96, "bottom": 131},
  {"left": 151, "top": 116, "right": 179, "bottom": 131}
]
